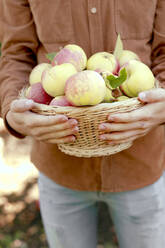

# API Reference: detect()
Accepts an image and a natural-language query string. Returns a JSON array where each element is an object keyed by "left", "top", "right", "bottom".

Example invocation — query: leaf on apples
[
  {"left": 106, "top": 68, "right": 127, "bottom": 89},
  {"left": 113, "top": 34, "right": 123, "bottom": 59},
  {"left": 46, "top": 52, "right": 57, "bottom": 62}
]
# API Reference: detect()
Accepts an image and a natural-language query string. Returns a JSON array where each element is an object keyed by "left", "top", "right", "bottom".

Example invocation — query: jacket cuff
[{"left": 2, "top": 103, "right": 25, "bottom": 139}]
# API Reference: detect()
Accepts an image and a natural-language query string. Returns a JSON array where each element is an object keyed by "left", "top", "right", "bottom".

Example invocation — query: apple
[
  {"left": 103, "top": 87, "right": 115, "bottom": 103},
  {"left": 116, "top": 95, "right": 130, "bottom": 101},
  {"left": 99, "top": 71, "right": 122, "bottom": 101},
  {"left": 49, "top": 96, "right": 72, "bottom": 106},
  {"left": 87, "top": 52, "right": 119, "bottom": 75},
  {"left": 29, "top": 63, "right": 52, "bottom": 85},
  {"left": 65, "top": 70, "right": 106, "bottom": 106},
  {"left": 52, "top": 44, "right": 87, "bottom": 71},
  {"left": 120, "top": 60, "right": 155, "bottom": 97},
  {"left": 118, "top": 50, "right": 140, "bottom": 67},
  {"left": 26, "top": 82, "right": 53, "bottom": 104},
  {"left": 42, "top": 63, "right": 77, "bottom": 97}
]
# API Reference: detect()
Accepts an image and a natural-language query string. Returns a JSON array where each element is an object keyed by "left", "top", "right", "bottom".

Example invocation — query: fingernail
[
  {"left": 70, "top": 136, "right": 76, "bottom": 141},
  {"left": 69, "top": 119, "right": 78, "bottom": 125},
  {"left": 108, "top": 116, "right": 114, "bottom": 121},
  {"left": 139, "top": 92, "right": 146, "bottom": 101},
  {"left": 73, "top": 126, "right": 79, "bottom": 132},
  {"left": 108, "top": 141, "right": 115, "bottom": 145},
  {"left": 99, "top": 124, "right": 106, "bottom": 130},
  {"left": 25, "top": 99, "right": 34, "bottom": 107},
  {"left": 100, "top": 135, "right": 106, "bottom": 140},
  {"left": 60, "top": 116, "right": 68, "bottom": 121}
]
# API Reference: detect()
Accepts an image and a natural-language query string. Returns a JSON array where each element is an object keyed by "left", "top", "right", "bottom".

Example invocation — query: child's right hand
[{"left": 6, "top": 99, "right": 79, "bottom": 144}]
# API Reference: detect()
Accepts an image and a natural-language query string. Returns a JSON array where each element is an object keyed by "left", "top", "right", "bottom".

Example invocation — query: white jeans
[{"left": 38, "top": 172, "right": 165, "bottom": 248}]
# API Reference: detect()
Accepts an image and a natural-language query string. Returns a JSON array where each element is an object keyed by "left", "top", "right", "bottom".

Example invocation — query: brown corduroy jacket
[{"left": 0, "top": 0, "right": 165, "bottom": 192}]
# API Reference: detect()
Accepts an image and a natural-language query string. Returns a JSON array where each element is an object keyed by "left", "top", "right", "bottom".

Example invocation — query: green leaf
[
  {"left": 106, "top": 68, "right": 127, "bottom": 89},
  {"left": 113, "top": 33, "right": 123, "bottom": 59},
  {"left": 46, "top": 52, "right": 57, "bottom": 62}
]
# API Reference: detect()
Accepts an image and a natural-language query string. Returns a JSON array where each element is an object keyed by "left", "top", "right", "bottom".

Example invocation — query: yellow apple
[
  {"left": 120, "top": 60, "right": 155, "bottom": 97},
  {"left": 116, "top": 96, "right": 130, "bottom": 101},
  {"left": 42, "top": 63, "right": 77, "bottom": 97},
  {"left": 65, "top": 70, "right": 106, "bottom": 106},
  {"left": 29, "top": 63, "right": 52, "bottom": 85},
  {"left": 118, "top": 50, "right": 140, "bottom": 67},
  {"left": 103, "top": 87, "right": 115, "bottom": 103},
  {"left": 87, "top": 52, "right": 119, "bottom": 74}
]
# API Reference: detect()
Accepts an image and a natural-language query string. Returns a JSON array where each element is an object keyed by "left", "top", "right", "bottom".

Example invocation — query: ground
[{"left": 0, "top": 118, "right": 118, "bottom": 248}]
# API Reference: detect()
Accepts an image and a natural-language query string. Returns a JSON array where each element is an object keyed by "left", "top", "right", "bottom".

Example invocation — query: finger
[
  {"left": 107, "top": 132, "right": 147, "bottom": 145},
  {"left": 99, "top": 128, "right": 150, "bottom": 141},
  {"left": 138, "top": 88, "right": 165, "bottom": 103},
  {"left": 99, "top": 121, "right": 149, "bottom": 132},
  {"left": 31, "top": 119, "right": 78, "bottom": 136},
  {"left": 20, "top": 111, "right": 70, "bottom": 127},
  {"left": 44, "top": 135, "right": 76, "bottom": 144},
  {"left": 34, "top": 126, "right": 79, "bottom": 140},
  {"left": 108, "top": 105, "right": 154, "bottom": 123},
  {"left": 10, "top": 99, "right": 35, "bottom": 112},
  {"left": 40, "top": 118, "right": 78, "bottom": 130}
]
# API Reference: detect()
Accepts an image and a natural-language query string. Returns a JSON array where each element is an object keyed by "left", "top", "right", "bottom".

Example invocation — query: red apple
[
  {"left": 49, "top": 96, "right": 72, "bottom": 106},
  {"left": 26, "top": 82, "right": 53, "bottom": 104},
  {"left": 52, "top": 44, "right": 87, "bottom": 72},
  {"left": 65, "top": 70, "right": 106, "bottom": 106}
]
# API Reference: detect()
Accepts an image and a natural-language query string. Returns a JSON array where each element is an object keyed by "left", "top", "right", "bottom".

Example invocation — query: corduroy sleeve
[
  {"left": 151, "top": 0, "right": 165, "bottom": 88},
  {"left": 0, "top": 0, "right": 39, "bottom": 138}
]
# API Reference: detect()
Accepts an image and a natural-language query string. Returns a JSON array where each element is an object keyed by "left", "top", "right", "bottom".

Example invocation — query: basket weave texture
[{"left": 31, "top": 98, "right": 143, "bottom": 158}]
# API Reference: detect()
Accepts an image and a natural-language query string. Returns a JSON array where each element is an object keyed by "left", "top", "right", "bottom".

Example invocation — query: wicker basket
[{"left": 31, "top": 98, "right": 143, "bottom": 158}]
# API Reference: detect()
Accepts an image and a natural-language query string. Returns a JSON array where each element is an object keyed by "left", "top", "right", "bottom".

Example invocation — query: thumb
[
  {"left": 138, "top": 88, "right": 165, "bottom": 103},
  {"left": 10, "top": 99, "right": 35, "bottom": 113}
]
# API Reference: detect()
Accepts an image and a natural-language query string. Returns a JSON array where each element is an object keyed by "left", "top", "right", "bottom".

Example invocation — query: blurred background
[
  {"left": 0, "top": 43, "right": 118, "bottom": 247},
  {"left": 0, "top": 113, "right": 117, "bottom": 248}
]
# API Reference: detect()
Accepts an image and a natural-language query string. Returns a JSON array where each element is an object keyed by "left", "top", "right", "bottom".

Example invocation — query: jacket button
[{"left": 91, "top": 7, "right": 97, "bottom": 14}]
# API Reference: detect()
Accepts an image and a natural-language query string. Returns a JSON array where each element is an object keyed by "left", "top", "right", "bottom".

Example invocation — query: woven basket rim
[
  {"left": 29, "top": 97, "right": 143, "bottom": 157},
  {"left": 31, "top": 97, "right": 141, "bottom": 113}
]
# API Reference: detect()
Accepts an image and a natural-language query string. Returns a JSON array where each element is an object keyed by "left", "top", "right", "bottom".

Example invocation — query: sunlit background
[
  {"left": 0, "top": 38, "right": 117, "bottom": 247},
  {"left": 0, "top": 118, "right": 118, "bottom": 248}
]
